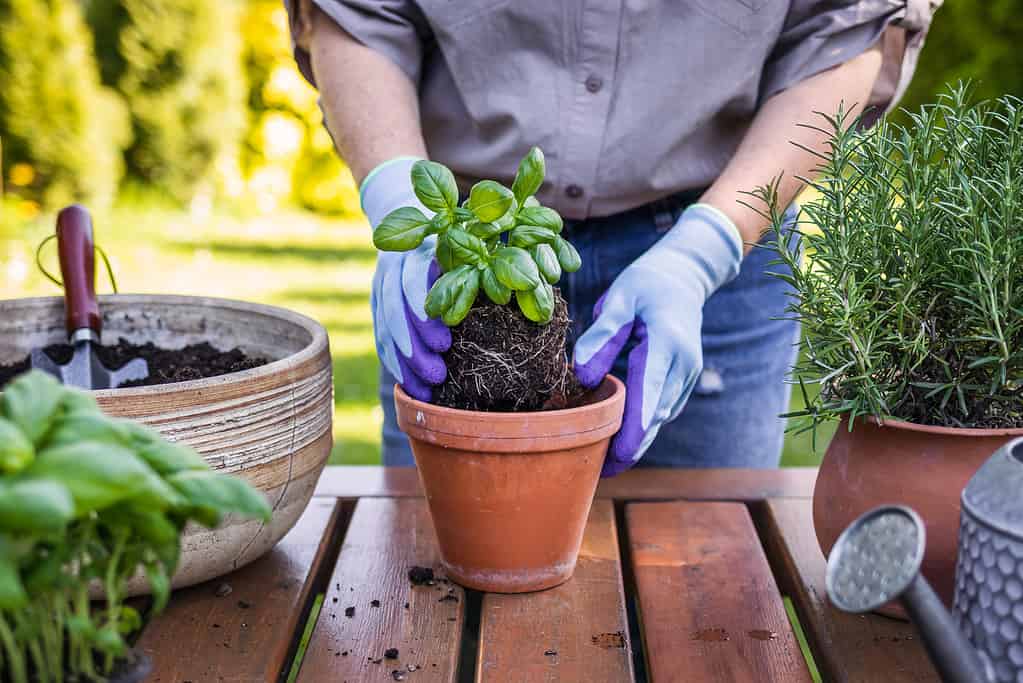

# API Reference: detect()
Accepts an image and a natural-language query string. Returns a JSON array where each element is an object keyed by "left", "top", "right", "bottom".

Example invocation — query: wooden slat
[
  {"left": 628, "top": 501, "right": 812, "bottom": 682},
  {"left": 314, "top": 466, "right": 817, "bottom": 502},
  {"left": 757, "top": 498, "right": 939, "bottom": 682},
  {"left": 296, "top": 498, "right": 464, "bottom": 681},
  {"left": 476, "top": 500, "right": 634, "bottom": 682},
  {"left": 140, "top": 498, "right": 342, "bottom": 683}
]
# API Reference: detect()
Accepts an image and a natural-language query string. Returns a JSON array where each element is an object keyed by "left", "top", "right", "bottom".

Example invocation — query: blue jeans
[{"left": 379, "top": 191, "right": 800, "bottom": 468}]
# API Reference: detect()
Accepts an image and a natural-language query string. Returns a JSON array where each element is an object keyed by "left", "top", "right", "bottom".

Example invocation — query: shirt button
[
  {"left": 585, "top": 75, "right": 603, "bottom": 93},
  {"left": 565, "top": 184, "right": 584, "bottom": 199}
]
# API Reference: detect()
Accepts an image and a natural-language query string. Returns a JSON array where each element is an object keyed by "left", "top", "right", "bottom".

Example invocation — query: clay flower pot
[
  {"left": 814, "top": 415, "right": 1023, "bottom": 616},
  {"left": 395, "top": 375, "right": 625, "bottom": 593},
  {"left": 0, "top": 294, "right": 333, "bottom": 593}
]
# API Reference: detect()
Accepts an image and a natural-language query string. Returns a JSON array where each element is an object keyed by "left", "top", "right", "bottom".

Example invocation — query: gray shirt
[{"left": 288, "top": 0, "right": 940, "bottom": 219}]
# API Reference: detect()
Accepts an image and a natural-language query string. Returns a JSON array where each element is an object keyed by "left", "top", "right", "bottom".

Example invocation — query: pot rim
[
  {"left": 857, "top": 414, "right": 1023, "bottom": 437},
  {"left": 0, "top": 294, "right": 328, "bottom": 397},
  {"left": 395, "top": 374, "right": 625, "bottom": 421}
]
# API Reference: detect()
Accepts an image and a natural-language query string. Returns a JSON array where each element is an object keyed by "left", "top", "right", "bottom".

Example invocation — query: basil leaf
[
  {"left": 0, "top": 417, "right": 33, "bottom": 474},
  {"left": 0, "top": 551, "right": 26, "bottom": 610},
  {"left": 517, "top": 205, "right": 563, "bottom": 233},
  {"left": 0, "top": 479, "right": 73, "bottom": 533},
  {"left": 27, "top": 441, "right": 178, "bottom": 514},
  {"left": 442, "top": 268, "right": 480, "bottom": 326},
  {"left": 59, "top": 388, "right": 101, "bottom": 414},
  {"left": 494, "top": 197, "right": 518, "bottom": 231},
  {"left": 136, "top": 438, "right": 208, "bottom": 475},
  {"left": 508, "top": 225, "right": 557, "bottom": 248},
  {"left": 424, "top": 264, "right": 474, "bottom": 319},
  {"left": 523, "top": 196, "right": 541, "bottom": 208},
  {"left": 454, "top": 207, "right": 475, "bottom": 222},
  {"left": 2, "top": 370, "right": 63, "bottom": 446},
  {"left": 511, "top": 147, "right": 545, "bottom": 204},
  {"left": 436, "top": 232, "right": 455, "bottom": 272},
  {"left": 411, "top": 160, "right": 458, "bottom": 212},
  {"left": 493, "top": 246, "right": 542, "bottom": 291},
  {"left": 168, "top": 470, "right": 272, "bottom": 526},
  {"left": 446, "top": 227, "right": 489, "bottom": 266},
  {"left": 467, "top": 180, "right": 514, "bottom": 223},
  {"left": 516, "top": 281, "right": 555, "bottom": 323},
  {"left": 481, "top": 266, "right": 512, "bottom": 305},
  {"left": 532, "top": 243, "right": 562, "bottom": 284},
  {"left": 466, "top": 220, "right": 504, "bottom": 240},
  {"left": 44, "top": 410, "right": 130, "bottom": 449},
  {"left": 145, "top": 560, "right": 172, "bottom": 613},
  {"left": 373, "top": 207, "right": 432, "bottom": 251},
  {"left": 428, "top": 212, "right": 452, "bottom": 234},
  {"left": 553, "top": 236, "right": 582, "bottom": 272}
]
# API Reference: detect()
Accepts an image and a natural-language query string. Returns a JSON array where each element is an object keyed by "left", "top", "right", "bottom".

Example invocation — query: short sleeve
[
  {"left": 284, "top": 0, "right": 431, "bottom": 87},
  {"left": 762, "top": 1, "right": 942, "bottom": 120}
]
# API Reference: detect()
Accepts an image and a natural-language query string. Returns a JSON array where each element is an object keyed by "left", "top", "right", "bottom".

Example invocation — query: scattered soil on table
[
  {"left": 408, "top": 566, "right": 435, "bottom": 586},
  {"left": 591, "top": 631, "right": 627, "bottom": 649},
  {"left": 435, "top": 290, "right": 585, "bottom": 412},
  {"left": 0, "top": 338, "right": 268, "bottom": 390},
  {"left": 690, "top": 628, "right": 729, "bottom": 642},
  {"left": 748, "top": 629, "right": 777, "bottom": 641},
  {"left": 384, "top": 648, "right": 399, "bottom": 660}
]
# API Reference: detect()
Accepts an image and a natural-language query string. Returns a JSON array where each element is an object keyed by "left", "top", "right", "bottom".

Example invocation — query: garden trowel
[{"left": 30, "top": 205, "right": 148, "bottom": 389}]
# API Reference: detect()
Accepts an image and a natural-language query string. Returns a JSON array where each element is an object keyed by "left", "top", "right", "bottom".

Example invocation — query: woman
[{"left": 285, "top": 0, "right": 939, "bottom": 473}]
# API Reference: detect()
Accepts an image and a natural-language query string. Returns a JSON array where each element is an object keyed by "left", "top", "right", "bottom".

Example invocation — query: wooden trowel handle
[{"left": 56, "top": 204, "right": 101, "bottom": 337}]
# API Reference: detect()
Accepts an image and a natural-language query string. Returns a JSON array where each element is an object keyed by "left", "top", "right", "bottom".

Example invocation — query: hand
[
  {"left": 573, "top": 204, "right": 743, "bottom": 476},
  {"left": 363, "top": 158, "right": 451, "bottom": 401}
]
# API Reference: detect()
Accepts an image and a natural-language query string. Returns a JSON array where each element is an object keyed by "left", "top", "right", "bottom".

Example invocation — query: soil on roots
[{"left": 435, "top": 289, "right": 586, "bottom": 412}]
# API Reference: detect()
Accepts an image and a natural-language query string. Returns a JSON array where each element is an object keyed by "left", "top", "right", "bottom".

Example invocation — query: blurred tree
[
  {"left": 899, "top": 0, "right": 1023, "bottom": 113},
  {"left": 0, "top": 0, "right": 129, "bottom": 207},
  {"left": 240, "top": 0, "right": 358, "bottom": 215},
  {"left": 86, "top": 0, "right": 246, "bottom": 203}
]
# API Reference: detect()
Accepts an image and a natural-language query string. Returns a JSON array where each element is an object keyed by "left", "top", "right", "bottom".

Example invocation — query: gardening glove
[
  {"left": 363, "top": 157, "right": 451, "bottom": 402},
  {"left": 574, "top": 204, "right": 743, "bottom": 476}
]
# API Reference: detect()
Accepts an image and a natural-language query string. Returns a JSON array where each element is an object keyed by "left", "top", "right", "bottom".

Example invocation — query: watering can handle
[{"left": 56, "top": 205, "right": 102, "bottom": 339}]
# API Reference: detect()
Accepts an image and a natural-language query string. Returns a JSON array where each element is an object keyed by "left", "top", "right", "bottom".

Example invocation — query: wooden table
[{"left": 137, "top": 467, "right": 940, "bottom": 682}]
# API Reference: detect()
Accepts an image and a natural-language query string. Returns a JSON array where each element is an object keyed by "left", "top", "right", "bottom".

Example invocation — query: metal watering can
[{"left": 825, "top": 437, "right": 1023, "bottom": 683}]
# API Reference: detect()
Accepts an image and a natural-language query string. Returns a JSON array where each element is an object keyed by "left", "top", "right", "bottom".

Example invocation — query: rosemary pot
[
  {"left": 394, "top": 375, "right": 625, "bottom": 593},
  {"left": 814, "top": 416, "right": 1023, "bottom": 617}
]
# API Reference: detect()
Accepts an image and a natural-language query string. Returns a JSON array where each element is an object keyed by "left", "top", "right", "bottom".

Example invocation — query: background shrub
[
  {"left": 0, "top": 0, "right": 129, "bottom": 208},
  {"left": 86, "top": 0, "right": 246, "bottom": 203}
]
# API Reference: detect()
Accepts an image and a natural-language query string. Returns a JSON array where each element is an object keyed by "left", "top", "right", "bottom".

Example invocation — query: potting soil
[
  {"left": 0, "top": 338, "right": 268, "bottom": 390},
  {"left": 434, "top": 289, "right": 586, "bottom": 412}
]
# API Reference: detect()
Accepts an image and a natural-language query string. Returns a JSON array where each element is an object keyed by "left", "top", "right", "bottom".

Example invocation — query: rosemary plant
[{"left": 758, "top": 84, "right": 1023, "bottom": 433}]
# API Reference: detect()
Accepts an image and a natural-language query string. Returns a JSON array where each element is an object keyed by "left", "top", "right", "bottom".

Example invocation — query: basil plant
[
  {"left": 372, "top": 147, "right": 581, "bottom": 325},
  {"left": 0, "top": 371, "right": 271, "bottom": 683}
]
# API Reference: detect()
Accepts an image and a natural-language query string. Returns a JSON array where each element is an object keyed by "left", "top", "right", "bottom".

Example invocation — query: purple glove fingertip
[
  {"left": 396, "top": 347, "right": 433, "bottom": 402},
  {"left": 401, "top": 307, "right": 448, "bottom": 384}
]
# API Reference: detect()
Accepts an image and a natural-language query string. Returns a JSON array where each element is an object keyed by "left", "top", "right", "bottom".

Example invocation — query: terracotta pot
[
  {"left": 0, "top": 295, "right": 333, "bottom": 594},
  {"left": 394, "top": 375, "right": 625, "bottom": 593},
  {"left": 814, "top": 415, "right": 1023, "bottom": 617}
]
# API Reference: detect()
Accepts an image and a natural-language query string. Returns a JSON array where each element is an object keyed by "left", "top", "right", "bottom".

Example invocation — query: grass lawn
[{"left": 0, "top": 201, "right": 830, "bottom": 467}]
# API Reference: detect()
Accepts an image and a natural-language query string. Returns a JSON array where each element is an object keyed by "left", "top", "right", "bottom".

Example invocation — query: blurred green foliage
[
  {"left": 0, "top": 1, "right": 1018, "bottom": 218},
  {"left": 0, "top": 0, "right": 129, "bottom": 207},
  {"left": 85, "top": 0, "right": 246, "bottom": 203},
  {"left": 899, "top": 0, "right": 1023, "bottom": 116},
  {"left": 240, "top": 0, "right": 358, "bottom": 215}
]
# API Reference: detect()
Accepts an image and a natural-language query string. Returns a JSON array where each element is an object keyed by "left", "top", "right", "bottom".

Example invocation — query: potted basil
[
  {"left": 760, "top": 84, "right": 1023, "bottom": 613},
  {"left": 374, "top": 148, "right": 625, "bottom": 593},
  {"left": 0, "top": 371, "right": 271, "bottom": 682}
]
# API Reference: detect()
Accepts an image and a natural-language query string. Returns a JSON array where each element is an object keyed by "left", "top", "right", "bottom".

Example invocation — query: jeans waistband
[{"left": 565, "top": 188, "right": 707, "bottom": 234}]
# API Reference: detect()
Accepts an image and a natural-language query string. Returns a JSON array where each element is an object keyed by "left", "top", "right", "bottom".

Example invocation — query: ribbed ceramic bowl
[{"left": 0, "top": 294, "right": 333, "bottom": 594}]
